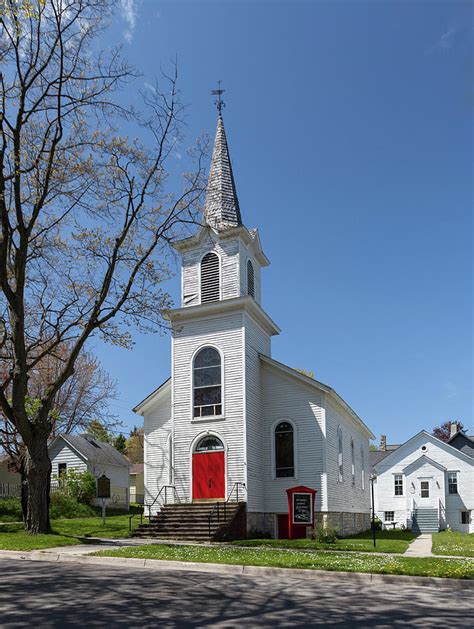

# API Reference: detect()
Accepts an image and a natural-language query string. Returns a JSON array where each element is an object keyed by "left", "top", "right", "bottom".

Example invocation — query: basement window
[{"left": 461, "top": 511, "right": 471, "bottom": 525}]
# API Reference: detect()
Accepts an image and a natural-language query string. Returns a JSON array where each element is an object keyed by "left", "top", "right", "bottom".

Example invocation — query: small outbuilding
[
  {"left": 49, "top": 433, "right": 131, "bottom": 509},
  {"left": 130, "top": 464, "right": 144, "bottom": 504}
]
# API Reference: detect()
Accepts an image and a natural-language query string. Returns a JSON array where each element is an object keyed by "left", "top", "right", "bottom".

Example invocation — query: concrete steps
[
  {"left": 412, "top": 508, "right": 439, "bottom": 533},
  {"left": 133, "top": 502, "right": 245, "bottom": 542}
]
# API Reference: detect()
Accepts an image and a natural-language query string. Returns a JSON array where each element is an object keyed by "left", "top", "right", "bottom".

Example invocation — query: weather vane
[{"left": 211, "top": 80, "right": 225, "bottom": 113}]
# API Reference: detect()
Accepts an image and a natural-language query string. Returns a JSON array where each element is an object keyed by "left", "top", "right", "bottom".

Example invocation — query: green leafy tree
[
  {"left": 126, "top": 426, "right": 144, "bottom": 464},
  {"left": 52, "top": 469, "right": 96, "bottom": 504},
  {"left": 87, "top": 420, "right": 112, "bottom": 444},
  {"left": 295, "top": 368, "right": 315, "bottom": 379},
  {"left": 113, "top": 433, "right": 127, "bottom": 455}
]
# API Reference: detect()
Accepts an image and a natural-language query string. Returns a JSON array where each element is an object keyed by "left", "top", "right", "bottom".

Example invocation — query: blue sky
[{"left": 94, "top": 0, "right": 472, "bottom": 443}]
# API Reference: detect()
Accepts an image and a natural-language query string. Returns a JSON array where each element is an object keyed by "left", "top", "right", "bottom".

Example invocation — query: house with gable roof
[
  {"left": 133, "top": 107, "right": 375, "bottom": 540},
  {"left": 49, "top": 433, "right": 130, "bottom": 509},
  {"left": 371, "top": 424, "right": 474, "bottom": 533}
]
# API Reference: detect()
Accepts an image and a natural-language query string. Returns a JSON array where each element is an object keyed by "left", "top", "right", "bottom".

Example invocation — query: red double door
[{"left": 192, "top": 451, "right": 225, "bottom": 500}]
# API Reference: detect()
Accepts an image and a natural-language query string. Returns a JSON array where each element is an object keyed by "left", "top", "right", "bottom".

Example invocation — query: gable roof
[
  {"left": 51, "top": 434, "right": 130, "bottom": 468},
  {"left": 130, "top": 463, "right": 144, "bottom": 475},
  {"left": 373, "top": 430, "right": 474, "bottom": 471},
  {"left": 402, "top": 454, "right": 447, "bottom": 474},
  {"left": 448, "top": 432, "right": 474, "bottom": 458},
  {"left": 133, "top": 377, "right": 171, "bottom": 414},
  {"left": 260, "top": 354, "right": 375, "bottom": 439},
  {"left": 369, "top": 449, "right": 392, "bottom": 472}
]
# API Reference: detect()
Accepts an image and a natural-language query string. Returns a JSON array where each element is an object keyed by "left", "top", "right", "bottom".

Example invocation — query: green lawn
[
  {"left": 232, "top": 530, "right": 417, "bottom": 554},
  {"left": 0, "top": 515, "right": 136, "bottom": 551},
  {"left": 432, "top": 531, "right": 474, "bottom": 558},
  {"left": 94, "top": 544, "right": 474, "bottom": 580}
]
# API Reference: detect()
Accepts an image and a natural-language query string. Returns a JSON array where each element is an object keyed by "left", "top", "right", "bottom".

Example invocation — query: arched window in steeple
[
  {"left": 200, "top": 252, "right": 220, "bottom": 303},
  {"left": 247, "top": 260, "right": 255, "bottom": 299},
  {"left": 193, "top": 347, "right": 222, "bottom": 417}
]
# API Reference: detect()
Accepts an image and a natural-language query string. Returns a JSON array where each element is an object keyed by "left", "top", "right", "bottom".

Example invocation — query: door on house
[{"left": 192, "top": 436, "right": 225, "bottom": 501}]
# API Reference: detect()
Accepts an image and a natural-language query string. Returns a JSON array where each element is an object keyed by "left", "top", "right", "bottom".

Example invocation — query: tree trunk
[
  {"left": 24, "top": 439, "right": 51, "bottom": 534},
  {"left": 20, "top": 466, "right": 28, "bottom": 525}
]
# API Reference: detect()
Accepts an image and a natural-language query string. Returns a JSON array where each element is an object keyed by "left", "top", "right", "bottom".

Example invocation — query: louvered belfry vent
[
  {"left": 201, "top": 252, "right": 220, "bottom": 303},
  {"left": 247, "top": 260, "right": 255, "bottom": 299}
]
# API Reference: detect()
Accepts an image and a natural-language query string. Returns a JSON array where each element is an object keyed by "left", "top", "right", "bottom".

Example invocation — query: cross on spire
[{"left": 211, "top": 80, "right": 225, "bottom": 114}]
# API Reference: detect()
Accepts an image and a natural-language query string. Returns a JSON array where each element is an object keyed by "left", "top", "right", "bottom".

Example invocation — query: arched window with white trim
[
  {"left": 193, "top": 347, "right": 222, "bottom": 417},
  {"left": 338, "top": 426, "right": 343, "bottom": 482},
  {"left": 200, "top": 252, "right": 220, "bottom": 303},
  {"left": 274, "top": 421, "right": 295, "bottom": 478},
  {"left": 351, "top": 438, "right": 355, "bottom": 485},
  {"left": 247, "top": 260, "right": 255, "bottom": 299}
]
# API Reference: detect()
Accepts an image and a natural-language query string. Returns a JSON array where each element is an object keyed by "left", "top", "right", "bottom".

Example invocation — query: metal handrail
[
  {"left": 128, "top": 505, "right": 144, "bottom": 533},
  {"left": 146, "top": 485, "right": 179, "bottom": 520},
  {"left": 208, "top": 482, "right": 246, "bottom": 537}
]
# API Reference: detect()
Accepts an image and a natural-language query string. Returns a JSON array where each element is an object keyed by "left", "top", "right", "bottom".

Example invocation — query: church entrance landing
[{"left": 192, "top": 436, "right": 225, "bottom": 501}]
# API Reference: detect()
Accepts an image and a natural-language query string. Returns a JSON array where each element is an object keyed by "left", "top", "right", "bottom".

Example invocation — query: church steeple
[{"left": 204, "top": 113, "right": 242, "bottom": 230}]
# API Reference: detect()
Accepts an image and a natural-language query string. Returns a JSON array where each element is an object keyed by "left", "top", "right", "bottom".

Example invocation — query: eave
[
  {"left": 133, "top": 377, "right": 171, "bottom": 415},
  {"left": 260, "top": 355, "right": 375, "bottom": 439},
  {"left": 166, "top": 296, "right": 280, "bottom": 337}
]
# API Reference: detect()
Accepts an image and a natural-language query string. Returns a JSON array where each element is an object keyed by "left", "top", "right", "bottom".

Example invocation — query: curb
[{"left": 0, "top": 549, "right": 473, "bottom": 589}]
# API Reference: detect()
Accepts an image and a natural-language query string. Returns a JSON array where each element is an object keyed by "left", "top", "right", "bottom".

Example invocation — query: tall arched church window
[
  {"left": 275, "top": 422, "right": 294, "bottom": 477},
  {"left": 338, "top": 427, "right": 343, "bottom": 482},
  {"left": 351, "top": 438, "right": 355, "bottom": 485},
  {"left": 193, "top": 347, "right": 222, "bottom": 417},
  {"left": 201, "top": 252, "right": 220, "bottom": 303},
  {"left": 247, "top": 260, "right": 255, "bottom": 299}
]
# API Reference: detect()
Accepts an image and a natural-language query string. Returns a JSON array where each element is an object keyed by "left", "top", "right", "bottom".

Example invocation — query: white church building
[{"left": 134, "top": 109, "right": 375, "bottom": 538}]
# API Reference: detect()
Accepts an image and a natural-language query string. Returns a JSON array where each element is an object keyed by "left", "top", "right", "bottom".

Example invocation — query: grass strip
[
  {"left": 231, "top": 530, "right": 416, "bottom": 554},
  {"left": 93, "top": 543, "right": 474, "bottom": 580},
  {"left": 0, "top": 515, "right": 134, "bottom": 551},
  {"left": 432, "top": 531, "right": 474, "bottom": 558}
]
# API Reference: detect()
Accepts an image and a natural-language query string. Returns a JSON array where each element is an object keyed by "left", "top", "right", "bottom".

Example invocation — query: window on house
[
  {"left": 275, "top": 422, "right": 294, "bottom": 478},
  {"left": 351, "top": 438, "right": 355, "bottom": 485},
  {"left": 193, "top": 347, "right": 222, "bottom": 417},
  {"left": 461, "top": 511, "right": 471, "bottom": 525},
  {"left": 195, "top": 436, "right": 224, "bottom": 452},
  {"left": 338, "top": 427, "right": 343, "bottom": 482},
  {"left": 361, "top": 447, "right": 365, "bottom": 490},
  {"left": 200, "top": 252, "right": 220, "bottom": 303},
  {"left": 448, "top": 472, "right": 458, "bottom": 495},
  {"left": 394, "top": 474, "right": 403, "bottom": 496},
  {"left": 384, "top": 511, "right": 395, "bottom": 522},
  {"left": 247, "top": 260, "right": 255, "bottom": 299},
  {"left": 420, "top": 481, "right": 430, "bottom": 498},
  {"left": 58, "top": 463, "right": 67, "bottom": 480}
]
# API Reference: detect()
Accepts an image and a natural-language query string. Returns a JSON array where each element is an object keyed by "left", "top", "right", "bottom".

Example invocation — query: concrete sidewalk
[{"left": 404, "top": 534, "right": 433, "bottom": 557}]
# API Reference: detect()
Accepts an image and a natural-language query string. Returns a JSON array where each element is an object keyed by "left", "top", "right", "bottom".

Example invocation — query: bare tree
[
  {"left": 0, "top": 0, "right": 205, "bottom": 532},
  {"left": 1, "top": 347, "right": 118, "bottom": 521}
]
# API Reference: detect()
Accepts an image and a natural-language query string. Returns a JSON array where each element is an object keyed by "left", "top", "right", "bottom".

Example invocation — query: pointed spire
[{"left": 204, "top": 113, "right": 242, "bottom": 230}]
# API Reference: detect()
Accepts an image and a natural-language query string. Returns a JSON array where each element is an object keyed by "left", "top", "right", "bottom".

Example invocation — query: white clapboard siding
[
  {"left": 261, "top": 362, "right": 326, "bottom": 513},
  {"left": 325, "top": 398, "right": 370, "bottom": 514},
  {"left": 244, "top": 313, "right": 272, "bottom": 511},
  {"left": 49, "top": 441, "right": 87, "bottom": 477},
  {"left": 172, "top": 310, "right": 245, "bottom": 502},
  {"left": 181, "top": 233, "right": 240, "bottom": 306},
  {"left": 143, "top": 383, "right": 172, "bottom": 510},
  {"left": 239, "top": 240, "right": 262, "bottom": 305},
  {"left": 374, "top": 432, "right": 474, "bottom": 533}
]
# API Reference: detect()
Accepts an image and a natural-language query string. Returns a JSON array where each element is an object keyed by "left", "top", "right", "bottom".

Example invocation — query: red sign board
[{"left": 286, "top": 485, "right": 317, "bottom": 540}]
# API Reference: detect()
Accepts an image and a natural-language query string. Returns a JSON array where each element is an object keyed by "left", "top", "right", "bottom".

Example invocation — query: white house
[
  {"left": 49, "top": 434, "right": 131, "bottom": 509},
  {"left": 371, "top": 428, "right": 474, "bottom": 533},
  {"left": 134, "top": 109, "right": 374, "bottom": 539}
]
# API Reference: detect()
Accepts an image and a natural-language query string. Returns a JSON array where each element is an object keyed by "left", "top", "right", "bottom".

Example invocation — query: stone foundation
[
  {"left": 246, "top": 512, "right": 276, "bottom": 537},
  {"left": 313, "top": 512, "right": 370, "bottom": 536},
  {"left": 246, "top": 511, "right": 370, "bottom": 538}
]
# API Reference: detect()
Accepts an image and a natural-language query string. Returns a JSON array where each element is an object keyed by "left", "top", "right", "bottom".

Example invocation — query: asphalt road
[{"left": 0, "top": 558, "right": 472, "bottom": 628}]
